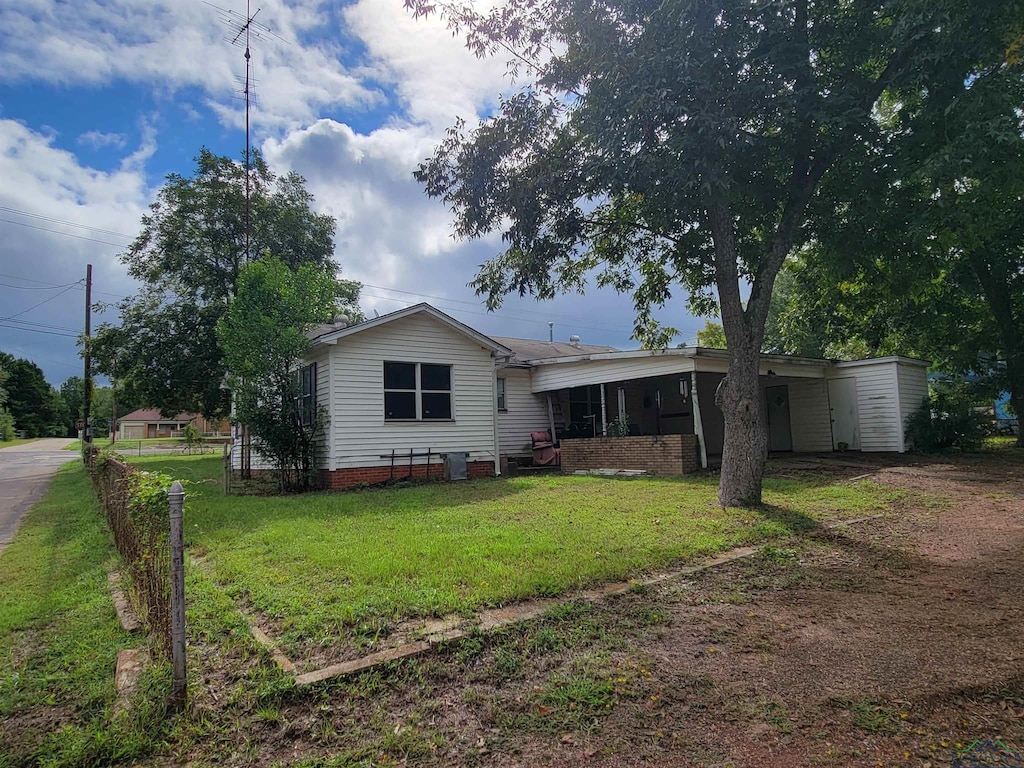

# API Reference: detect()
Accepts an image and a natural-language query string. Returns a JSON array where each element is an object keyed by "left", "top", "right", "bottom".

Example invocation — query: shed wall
[{"left": 897, "top": 362, "right": 930, "bottom": 451}]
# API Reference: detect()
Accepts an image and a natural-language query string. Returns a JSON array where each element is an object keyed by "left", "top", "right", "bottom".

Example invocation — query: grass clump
[{"left": 0, "top": 464, "right": 169, "bottom": 766}]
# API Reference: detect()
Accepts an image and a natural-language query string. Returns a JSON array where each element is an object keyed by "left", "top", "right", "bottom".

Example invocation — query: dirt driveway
[{"left": 219, "top": 450, "right": 1024, "bottom": 768}]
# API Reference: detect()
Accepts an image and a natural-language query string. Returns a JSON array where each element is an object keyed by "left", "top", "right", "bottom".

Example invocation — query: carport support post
[
  {"left": 600, "top": 384, "right": 608, "bottom": 436},
  {"left": 691, "top": 371, "right": 708, "bottom": 469},
  {"left": 168, "top": 480, "right": 186, "bottom": 711}
]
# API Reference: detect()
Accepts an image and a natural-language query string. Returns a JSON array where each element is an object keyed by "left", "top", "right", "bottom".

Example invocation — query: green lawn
[
  {"left": 0, "top": 464, "right": 164, "bottom": 766},
  {"left": 133, "top": 456, "right": 901, "bottom": 649},
  {"left": 0, "top": 437, "right": 41, "bottom": 449}
]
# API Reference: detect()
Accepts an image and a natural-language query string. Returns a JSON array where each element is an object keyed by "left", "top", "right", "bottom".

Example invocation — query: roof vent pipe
[{"left": 570, "top": 334, "right": 581, "bottom": 347}]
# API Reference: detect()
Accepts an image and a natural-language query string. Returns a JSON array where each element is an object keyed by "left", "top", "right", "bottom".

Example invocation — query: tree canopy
[
  {"left": 409, "top": 0, "right": 1022, "bottom": 504},
  {"left": 3, "top": 357, "right": 64, "bottom": 437},
  {"left": 217, "top": 257, "right": 339, "bottom": 490},
  {"left": 774, "top": 42, "right": 1024, "bottom": 443},
  {"left": 93, "top": 148, "right": 360, "bottom": 419},
  {"left": 0, "top": 352, "right": 13, "bottom": 441}
]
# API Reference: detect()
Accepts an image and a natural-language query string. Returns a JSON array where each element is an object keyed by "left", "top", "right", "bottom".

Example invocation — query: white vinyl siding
[
  {"left": 327, "top": 312, "right": 497, "bottom": 469},
  {"left": 787, "top": 379, "right": 834, "bottom": 452},
  {"left": 897, "top": 361, "right": 930, "bottom": 451},
  {"left": 830, "top": 360, "right": 903, "bottom": 452},
  {"left": 497, "top": 368, "right": 550, "bottom": 456}
]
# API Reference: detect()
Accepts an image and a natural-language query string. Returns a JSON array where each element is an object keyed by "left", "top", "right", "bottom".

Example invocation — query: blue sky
[{"left": 0, "top": 0, "right": 703, "bottom": 386}]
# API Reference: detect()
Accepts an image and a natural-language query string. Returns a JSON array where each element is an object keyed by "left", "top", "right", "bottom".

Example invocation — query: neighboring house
[
  {"left": 231, "top": 303, "right": 930, "bottom": 488},
  {"left": 117, "top": 409, "right": 229, "bottom": 440}
]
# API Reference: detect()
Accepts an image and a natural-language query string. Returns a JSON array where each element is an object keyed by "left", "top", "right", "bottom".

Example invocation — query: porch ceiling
[
  {"left": 529, "top": 349, "right": 830, "bottom": 393},
  {"left": 530, "top": 354, "right": 697, "bottom": 393}
]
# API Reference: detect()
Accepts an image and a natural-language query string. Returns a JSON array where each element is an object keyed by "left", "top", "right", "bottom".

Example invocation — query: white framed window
[
  {"left": 497, "top": 377, "right": 507, "bottom": 411},
  {"left": 384, "top": 362, "right": 453, "bottom": 421},
  {"left": 298, "top": 362, "right": 317, "bottom": 426}
]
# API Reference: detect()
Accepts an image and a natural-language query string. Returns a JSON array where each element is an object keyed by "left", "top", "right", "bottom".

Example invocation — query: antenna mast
[
  {"left": 209, "top": 0, "right": 288, "bottom": 263},
  {"left": 231, "top": 0, "right": 259, "bottom": 265}
]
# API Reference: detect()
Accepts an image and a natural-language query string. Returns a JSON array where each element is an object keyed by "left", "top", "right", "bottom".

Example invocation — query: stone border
[
  {"left": 223, "top": 514, "right": 887, "bottom": 689},
  {"left": 289, "top": 544, "right": 773, "bottom": 688},
  {"left": 108, "top": 571, "right": 141, "bottom": 633}
]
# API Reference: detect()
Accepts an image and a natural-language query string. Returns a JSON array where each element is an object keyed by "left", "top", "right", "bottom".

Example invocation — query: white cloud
[
  {"left": 0, "top": 0, "right": 379, "bottom": 131},
  {"left": 77, "top": 130, "right": 127, "bottom": 149},
  {"left": 0, "top": 120, "right": 151, "bottom": 383},
  {"left": 344, "top": 0, "right": 514, "bottom": 129},
  {"left": 261, "top": 119, "right": 698, "bottom": 348}
]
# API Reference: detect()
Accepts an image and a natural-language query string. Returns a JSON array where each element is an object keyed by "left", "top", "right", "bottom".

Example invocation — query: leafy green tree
[
  {"left": 93, "top": 148, "right": 360, "bottom": 419},
  {"left": 407, "top": 0, "right": 1017, "bottom": 504},
  {"left": 782, "top": 47, "right": 1024, "bottom": 444},
  {"left": 59, "top": 376, "right": 84, "bottom": 432},
  {"left": 217, "top": 257, "right": 339, "bottom": 491},
  {"left": 0, "top": 353, "right": 13, "bottom": 441},
  {"left": 6, "top": 359, "right": 60, "bottom": 437},
  {"left": 697, "top": 321, "right": 727, "bottom": 350}
]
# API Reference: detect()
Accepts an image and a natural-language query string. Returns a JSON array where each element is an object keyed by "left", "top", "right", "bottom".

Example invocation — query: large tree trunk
[
  {"left": 715, "top": 334, "right": 769, "bottom": 506},
  {"left": 707, "top": 191, "right": 776, "bottom": 507},
  {"left": 967, "top": 251, "right": 1024, "bottom": 447}
]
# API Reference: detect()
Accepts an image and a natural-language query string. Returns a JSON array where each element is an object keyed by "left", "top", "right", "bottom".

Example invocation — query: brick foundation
[
  {"left": 320, "top": 461, "right": 495, "bottom": 490},
  {"left": 560, "top": 434, "right": 699, "bottom": 476}
]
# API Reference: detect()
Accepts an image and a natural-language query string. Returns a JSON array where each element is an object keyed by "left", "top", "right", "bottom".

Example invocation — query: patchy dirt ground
[{"left": 164, "top": 449, "right": 1024, "bottom": 767}]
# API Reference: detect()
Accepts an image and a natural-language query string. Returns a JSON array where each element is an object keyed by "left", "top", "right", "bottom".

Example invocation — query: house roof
[
  {"left": 491, "top": 336, "right": 619, "bottom": 364},
  {"left": 118, "top": 408, "right": 198, "bottom": 423},
  {"left": 309, "top": 303, "right": 512, "bottom": 355}
]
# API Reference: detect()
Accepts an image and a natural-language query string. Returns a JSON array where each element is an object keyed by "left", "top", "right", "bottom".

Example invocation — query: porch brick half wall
[{"left": 561, "top": 434, "right": 699, "bottom": 476}]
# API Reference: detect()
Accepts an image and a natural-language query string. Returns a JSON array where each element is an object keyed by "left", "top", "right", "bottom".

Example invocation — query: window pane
[
  {"left": 422, "top": 392, "right": 452, "bottom": 420},
  {"left": 384, "top": 362, "right": 416, "bottom": 390},
  {"left": 385, "top": 391, "right": 416, "bottom": 420},
  {"left": 497, "top": 377, "right": 506, "bottom": 410},
  {"left": 420, "top": 364, "right": 451, "bottom": 391}
]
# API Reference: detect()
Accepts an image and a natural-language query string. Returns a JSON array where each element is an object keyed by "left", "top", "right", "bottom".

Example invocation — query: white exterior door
[{"left": 827, "top": 377, "right": 860, "bottom": 450}]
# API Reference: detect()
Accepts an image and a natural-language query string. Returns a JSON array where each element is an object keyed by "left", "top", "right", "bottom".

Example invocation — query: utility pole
[
  {"left": 110, "top": 354, "right": 117, "bottom": 445},
  {"left": 82, "top": 264, "right": 93, "bottom": 456}
]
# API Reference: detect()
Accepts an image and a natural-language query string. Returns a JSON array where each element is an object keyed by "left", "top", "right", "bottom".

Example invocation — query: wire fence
[{"left": 87, "top": 448, "right": 172, "bottom": 658}]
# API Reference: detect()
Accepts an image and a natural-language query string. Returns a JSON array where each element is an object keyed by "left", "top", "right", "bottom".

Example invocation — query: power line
[
  {"left": 0, "top": 322, "right": 79, "bottom": 338},
  {"left": 0, "top": 272, "right": 76, "bottom": 286},
  {"left": 0, "top": 279, "right": 82, "bottom": 291},
  {"left": 0, "top": 318, "right": 81, "bottom": 333},
  {"left": 1, "top": 283, "right": 83, "bottom": 322},
  {"left": 359, "top": 282, "right": 703, "bottom": 337},
  {"left": 0, "top": 342, "right": 82, "bottom": 371},
  {"left": 0, "top": 204, "right": 138, "bottom": 240},
  {"left": 0, "top": 216, "right": 131, "bottom": 249}
]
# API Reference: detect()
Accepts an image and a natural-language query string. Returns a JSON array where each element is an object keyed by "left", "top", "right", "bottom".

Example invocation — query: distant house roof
[
  {"left": 492, "top": 336, "right": 619, "bottom": 364},
  {"left": 118, "top": 408, "right": 198, "bottom": 423},
  {"left": 310, "top": 303, "right": 512, "bottom": 355}
]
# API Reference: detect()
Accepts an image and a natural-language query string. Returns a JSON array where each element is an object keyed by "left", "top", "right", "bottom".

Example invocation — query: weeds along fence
[{"left": 87, "top": 448, "right": 173, "bottom": 657}]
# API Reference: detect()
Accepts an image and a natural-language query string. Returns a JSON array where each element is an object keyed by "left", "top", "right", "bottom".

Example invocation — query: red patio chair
[{"left": 531, "top": 430, "right": 560, "bottom": 466}]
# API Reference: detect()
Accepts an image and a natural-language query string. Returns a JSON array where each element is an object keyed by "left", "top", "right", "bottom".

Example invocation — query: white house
[{"left": 231, "top": 303, "right": 930, "bottom": 488}]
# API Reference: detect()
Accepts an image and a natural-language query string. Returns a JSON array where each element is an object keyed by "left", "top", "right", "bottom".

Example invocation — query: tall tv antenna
[{"left": 207, "top": 0, "right": 288, "bottom": 264}]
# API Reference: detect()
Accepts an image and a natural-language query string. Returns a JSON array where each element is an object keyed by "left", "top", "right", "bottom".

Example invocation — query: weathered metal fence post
[{"left": 168, "top": 480, "right": 186, "bottom": 710}]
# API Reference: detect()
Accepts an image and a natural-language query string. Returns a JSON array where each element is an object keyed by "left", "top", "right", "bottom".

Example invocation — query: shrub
[{"left": 905, "top": 380, "right": 989, "bottom": 453}]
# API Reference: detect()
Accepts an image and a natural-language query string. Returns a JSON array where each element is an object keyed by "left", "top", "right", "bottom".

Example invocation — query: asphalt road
[{"left": 0, "top": 438, "right": 77, "bottom": 553}]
